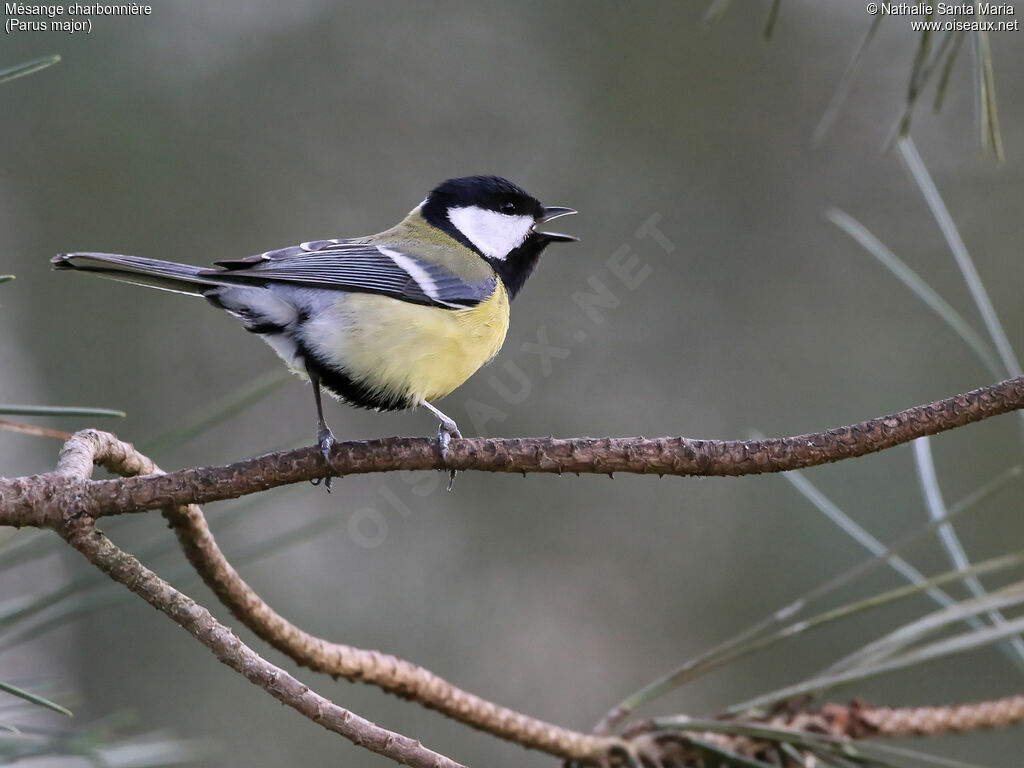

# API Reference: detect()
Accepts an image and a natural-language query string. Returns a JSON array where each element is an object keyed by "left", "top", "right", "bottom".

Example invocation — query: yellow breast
[{"left": 304, "top": 281, "right": 510, "bottom": 407}]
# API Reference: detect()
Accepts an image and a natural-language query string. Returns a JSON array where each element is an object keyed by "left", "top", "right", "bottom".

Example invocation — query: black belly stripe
[{"left": 296, "top": 341, "right": 413, "bottom": 412}]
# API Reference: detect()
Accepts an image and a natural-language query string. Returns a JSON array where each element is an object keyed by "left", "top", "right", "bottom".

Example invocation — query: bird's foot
[
  {"left": 310, "top": 423, "right": 336, "bottom": 492},
  {"left": 437, "top": 420, "right": 461, "bottom": 461},
  {"left": 418, "top": 400, "right": 461, "bottom": 491},
  {"left": 437, "top": 420, "right": 461, "bottom": 492}
]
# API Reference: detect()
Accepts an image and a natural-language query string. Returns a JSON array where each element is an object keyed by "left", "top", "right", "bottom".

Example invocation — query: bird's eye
[{"left": 499, "top": 201, "right": 516, "bottom": 214}]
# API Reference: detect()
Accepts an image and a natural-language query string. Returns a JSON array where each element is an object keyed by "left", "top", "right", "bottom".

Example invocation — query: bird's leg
[
  {"left": 306, "top": 362, "right": 335, "bottom": 491},
  {"left": 418, "top": 399, "right": 461, "bottom": 491}
]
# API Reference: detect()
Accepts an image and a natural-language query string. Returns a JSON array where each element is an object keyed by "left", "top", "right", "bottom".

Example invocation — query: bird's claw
[
  {"left": 437, "top": 422, "right": 461, "bottom": 492},
  {"left": 417, "top": 401, "right": 461, "bottom": 491},
  {"left": 437, "top": 421, "right": 461, "bottom": 460},
  {"left": 318, "top": 427, "right": 335, "bottom": 463},
  {"left": 312, "top": 425, "right": 336, "bottom": 492}
]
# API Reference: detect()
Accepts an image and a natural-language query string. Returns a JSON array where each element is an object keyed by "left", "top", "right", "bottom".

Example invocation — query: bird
[{"left": 53, "top": 175, "right": 578, "bottom": 488}]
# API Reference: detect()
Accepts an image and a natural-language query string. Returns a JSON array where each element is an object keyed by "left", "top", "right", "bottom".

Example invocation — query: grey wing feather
[
  {"left": 204, "top": 241, "right": 494, "bottom": 309},
  {"left": 212, "top": 239, "right": 354, "bottom": 268}
]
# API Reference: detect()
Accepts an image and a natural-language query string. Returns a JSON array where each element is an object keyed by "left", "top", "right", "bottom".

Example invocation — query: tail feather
[{"left": 52, "top": 252, "right": 220, "bottom": 296}]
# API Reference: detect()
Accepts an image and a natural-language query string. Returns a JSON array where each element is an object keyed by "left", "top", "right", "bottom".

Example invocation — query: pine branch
[
  {"left": 55, "top": 517, "right": 467, "bottom": 768},
  {"left": 3, "top": 375, "right": 1022, "bottom": 526},
  {"left": 6, "top": 375, "right": 1024, "bottom": 766}
]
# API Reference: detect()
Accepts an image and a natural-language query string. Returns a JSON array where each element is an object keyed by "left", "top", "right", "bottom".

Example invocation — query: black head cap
[{"left": 422, "top": 176, "right": 545, "bottom": 223}]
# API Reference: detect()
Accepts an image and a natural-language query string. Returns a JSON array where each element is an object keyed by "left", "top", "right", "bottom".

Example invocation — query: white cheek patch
[{"left": 448, "top": 206, "right": 534, "bottom": 261}]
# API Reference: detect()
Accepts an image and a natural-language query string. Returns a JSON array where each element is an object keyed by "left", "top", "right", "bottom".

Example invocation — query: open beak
[{"left": 532, "top": 206, "right": 579, "bottom": 242}]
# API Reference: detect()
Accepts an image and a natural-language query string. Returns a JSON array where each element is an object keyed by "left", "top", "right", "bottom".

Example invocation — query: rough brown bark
[{"left": 3, "top": 376, "right": 1022, "bottom": 524}]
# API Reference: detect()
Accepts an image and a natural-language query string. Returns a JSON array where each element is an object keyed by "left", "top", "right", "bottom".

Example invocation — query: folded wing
[{"left": 208, "top": 240, "right": 495, "bottom": 309}]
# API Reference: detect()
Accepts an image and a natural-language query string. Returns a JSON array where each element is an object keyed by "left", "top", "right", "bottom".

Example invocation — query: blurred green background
[{"left": 3, "top": 2, "right": 1024, "bottom": 766}]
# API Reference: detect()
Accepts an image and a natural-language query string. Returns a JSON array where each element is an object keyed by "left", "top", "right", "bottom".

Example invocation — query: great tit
[{"left": 53, "top": 175, "right": 577, "bottom": 485}]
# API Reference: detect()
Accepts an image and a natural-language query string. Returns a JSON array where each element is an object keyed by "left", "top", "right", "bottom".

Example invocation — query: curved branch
[
  {"left": 163, "top": 501, "right": 613, "bottom": 759},
  {"left": 5, "top": 380, "right": 1024, "bottom": 766},
  {"left": 2, "top": 376, "right": 1021, "bottom": 523},
  {"left": 38, "top": 429, "right": 617, "bottom": 761},
  {"left": 56, "top": 517, "right": 466, "bottom": 768}
]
